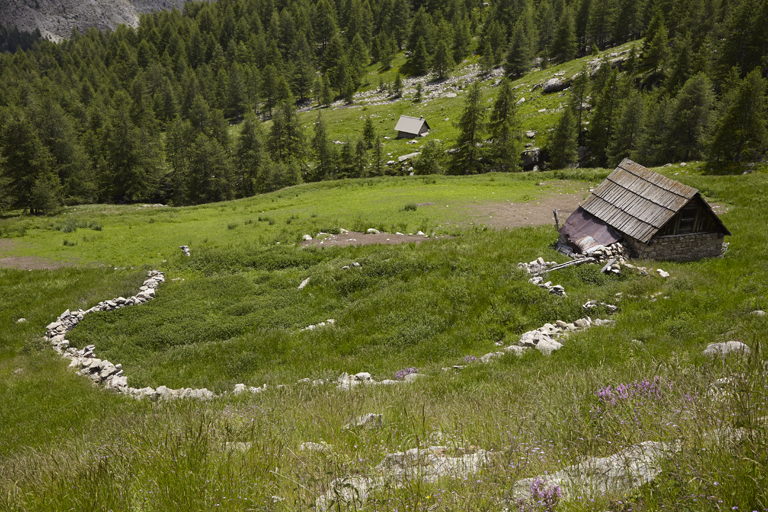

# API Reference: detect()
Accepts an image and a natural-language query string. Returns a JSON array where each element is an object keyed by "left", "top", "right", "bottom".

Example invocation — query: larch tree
[
  {"left": 449, "top": 82, "right": 486, "bottom": 175},
  {"left": 487, "top": 78, "right": 522, "bottom": 171}
]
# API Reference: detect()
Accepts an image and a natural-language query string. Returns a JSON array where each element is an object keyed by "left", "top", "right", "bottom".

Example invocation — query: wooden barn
[
  {"left": 394, "top": 115, "right": 430, "bottom": 138},
  {"left": 558, "top": 159, "right": 731, "bottom": 261}
]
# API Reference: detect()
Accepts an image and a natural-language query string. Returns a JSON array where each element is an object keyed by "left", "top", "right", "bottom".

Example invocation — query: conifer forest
[{"left": 1, "top": 0, "right": 767, "bottom": 212}]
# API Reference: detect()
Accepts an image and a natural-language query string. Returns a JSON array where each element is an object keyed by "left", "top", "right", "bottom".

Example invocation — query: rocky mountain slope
[{"left": 0, "top": 0, "right": 194, "bottom": 42}]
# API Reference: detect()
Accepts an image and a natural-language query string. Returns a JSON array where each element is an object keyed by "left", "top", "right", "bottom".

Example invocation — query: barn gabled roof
[
  {"left": 580, "top": 158, "right": 729, "bottom": 243},
  {"left": 394, "top": 115, "right": 429, "bottom": 135}
]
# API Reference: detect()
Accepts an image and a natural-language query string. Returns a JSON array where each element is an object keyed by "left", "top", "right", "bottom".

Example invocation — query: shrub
[{"left": 401, "top": 203, "right": 417, "bottom": 212}]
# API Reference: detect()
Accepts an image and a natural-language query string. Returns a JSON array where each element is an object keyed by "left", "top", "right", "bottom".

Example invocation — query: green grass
[{"left": 1, "top": 169, "right": 767, "bottom": 511}]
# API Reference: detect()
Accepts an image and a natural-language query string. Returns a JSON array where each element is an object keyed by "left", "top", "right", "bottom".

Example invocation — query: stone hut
[
  {"left": 394, "top": 115, "right": 430, "bottom": 138},
  {"left": 558, "top": 159, "right": 730, "bottom": 261}
]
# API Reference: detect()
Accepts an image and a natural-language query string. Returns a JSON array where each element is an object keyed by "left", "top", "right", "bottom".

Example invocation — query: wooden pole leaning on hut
[{"left": 553, "top": 209, "right": 560, "bottom": 230}]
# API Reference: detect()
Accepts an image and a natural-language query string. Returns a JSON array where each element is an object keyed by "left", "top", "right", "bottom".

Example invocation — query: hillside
[
  {"left": 0, "top": 0, "right": 192, "bottom": 42},
  {"left": 1, "top": 165, "right": 767, "bottom": 510}
]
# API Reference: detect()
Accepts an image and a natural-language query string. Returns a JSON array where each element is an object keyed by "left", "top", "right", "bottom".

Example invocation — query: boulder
[
  {"left": 703, "top": 341, "right": 751, "bottom": 358},
  {"left": 521, "top": 148, "right": 540, "bottom": 169},
  {"left": 542, "top": 77, "right": 570, "bottom": 93}
]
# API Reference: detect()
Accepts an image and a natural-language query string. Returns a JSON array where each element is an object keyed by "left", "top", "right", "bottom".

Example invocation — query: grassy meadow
[{"left": 1, "top": 165, "right": 768, "bottom": 511}]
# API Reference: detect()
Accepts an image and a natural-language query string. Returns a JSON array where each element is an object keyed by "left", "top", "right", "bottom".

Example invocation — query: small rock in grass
[
  {"left": 656, "top": 269, "right": 670, "bottom": 278},
  {"left": 366, "top": 228, "right": 380, "bottom": 234},
  {"left": 298, "top": 277, "right": 311, "bottom": 290},
  {"left": 703, "top": 341, "right": 750, "bottom": 358},
  {"left": 303, "top": 234, "right": 313, "bottom": 241}
]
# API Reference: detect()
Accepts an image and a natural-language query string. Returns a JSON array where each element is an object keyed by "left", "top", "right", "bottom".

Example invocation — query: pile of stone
[
  {"left": 528, "top": 276, "right": 566, "bottom": 297},
  {"left": 588, "top": 242, "right": 627, "bottom": 264},
  {"left": 337, "top": 371, "right": 420, "bottom": 390},
  {"left": 518, "top": 257, "right": 558, "bottom": 274},
  {"left": 43, "top": 271, "right": 216, "bottom": 400},
  {"left": 300, "top": 319, "right": 335, "bottom": 332},
  {"left": 473, "top": 315, "right": 616, "bottom": 361},
  {"left": 583, "top": 300, "right": 619, "bottom": 314}
]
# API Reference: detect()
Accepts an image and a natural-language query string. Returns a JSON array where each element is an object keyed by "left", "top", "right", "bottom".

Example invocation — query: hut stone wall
[{"left": 625, "top": 232, "right": 724, "bottom": 261}]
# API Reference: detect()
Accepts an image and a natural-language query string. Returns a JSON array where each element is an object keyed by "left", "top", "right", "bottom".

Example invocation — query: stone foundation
[{"left": 625, "top": 232, "right": 724, "bottom": 261}]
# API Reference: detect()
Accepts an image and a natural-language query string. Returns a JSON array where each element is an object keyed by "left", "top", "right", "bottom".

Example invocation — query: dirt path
[
  {"left": 0, "top": 239, "right": 72, "bottom": 270},
  {"left": 464, "top": 185, "right": 587, "bottom": 229}
]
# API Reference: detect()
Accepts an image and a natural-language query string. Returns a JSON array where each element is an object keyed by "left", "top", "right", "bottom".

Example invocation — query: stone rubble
[
  {"left": 43, "top": 271, "right": 215, "bottom": 401},
  {"left": 316, "top": 445, "right": 491, "bottom": 511},
  {"left": 300, "top": 441, "right": 333, "bottom": 452},
  {"left": 179, "top": 245, "right": 190, "bottom": 257},
  {"left": 344, "top": 413, "right": 384, "bottom": 430},
  {"left": 300, "top": 319, "right": 335, "bottom": 332},
  {"left": 472, "top": 314, "right": 616, "bottom": 360},
  {"left": 336, "top": 371, "right": 416, "bottom": 390},
  {"left": 511, "top": 441, "right": 679, "bottom": 501},
  {"left": 528, "top": 276, "right": 567, "bottom": 297},
  {"left": 518, "top": 256, "right": 559, "bottom": 275}
]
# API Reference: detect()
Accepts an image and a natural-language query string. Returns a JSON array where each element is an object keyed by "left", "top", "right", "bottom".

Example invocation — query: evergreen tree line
[
  {"left": 544, "top": 0, "right": 768, "bottom": 170},
  {"left": 1, "top": 0, "right": 767, "bottom": 213}
]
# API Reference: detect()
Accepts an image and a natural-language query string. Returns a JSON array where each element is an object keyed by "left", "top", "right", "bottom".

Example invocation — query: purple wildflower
[
  {"left": 464, "top": 355, "right": 477, "bottom": 363},
  {"left": 395, "top": 367, "right": 418, "bottom": 380}
]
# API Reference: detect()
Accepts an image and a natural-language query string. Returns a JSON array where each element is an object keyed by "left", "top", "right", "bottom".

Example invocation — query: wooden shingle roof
[
  {"left": 582, "top": 159, "right": 700, "bottom": 243},
  {"left": 394, "top": 115, "right": 429, "bottom": 135}
]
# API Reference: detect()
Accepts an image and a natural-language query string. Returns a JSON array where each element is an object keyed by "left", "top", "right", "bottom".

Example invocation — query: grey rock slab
[
  {"left": 345, "top": 413, "right": 383, "bottom": 429},
  {"left": 512, "top": 441, "right": 678, "bottom": 500},
  {"left": 703, "top": 341, "right": 751, "bottom": 358},
  {"left": 300, "top": 441, "right": 332, "bottom": 452},
  {"left": 536, "top": 338, "right": 563, "bottom": 356}
]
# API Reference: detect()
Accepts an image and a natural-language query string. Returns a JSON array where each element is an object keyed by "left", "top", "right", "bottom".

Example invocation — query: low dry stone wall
[
  {"left": 626, "top": 232, "right": 724, "bottom": 261},
  {"left": 44, "top": 271, "right": 214, "bottom": 401}
]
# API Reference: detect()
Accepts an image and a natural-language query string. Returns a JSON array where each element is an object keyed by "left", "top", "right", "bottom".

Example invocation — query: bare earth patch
[
  {"left": 301, "top": 232, "right": 433, "bottom": 248},
  {"left": 0, "top": 239, "right": 71, "bottom": 270},
  {"left": 465, "top": 186, "right": 588, "bottom": 229}
]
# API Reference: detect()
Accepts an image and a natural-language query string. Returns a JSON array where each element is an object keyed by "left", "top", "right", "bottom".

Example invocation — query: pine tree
[
  {"left": 362, "top": 116, "right": 376, "bottom": 148},
  {"left": 0, "top": 109, "right": 55, "bottom": 213},
  {"left": 505, "top": 20, "right": 532, "bottom": 78},
  {"left": 432, "top": 38, "right": 454, "bottom": 80},
  {"left": 607, "top": 90, "right": 645, "bottom": 166},
  {"left": 669, "top": 73, "right": 714, "bottom": 161},
  {"left": 393, "top": 73, "right": 403, "bottom": 98},
  {"left": 570, "top": 68, "right": 591, "bottom": 147},
  {"left": 186, "top": 133, "right": 233, "bottom": 204},
  {"left": 379, "top": 33, "right": 397, "bottom": 68},
  {"left": 268, "top": 99, "right": 306, "bottom": 162},
  {"left": 413, "top": 140, "right": 444, "bottom": 174},
  {"left": 642, "top": 10, "right": 669, "bottom": 73},
  {"left": 586, "top": 0, "right": 616, "bottom": 51},
  {"left": 412, "top": 37, "right": 430, "bottom": 76},
  {"left": 547, "top": 107, "right": 578, "bottom": 169},
  {"left": 320, "top": 74, "right": 334, "bottom": 106},
  {"left": 414, "top": 82, "right": 423, "bottom": 102},
  {"left": 710, "top": 69, "right": 768, "bottom": 162},
  {"left": 587, "top": 69, "right": 622, "bottom": 167},
  {"left": 449, "top": 82, "right": 485, "bottom": 175},
  {"left": 480, "top": 39, "right": 495, "bottom": 75},
  {"left": 487, "top": 78, "right": 522, "bottom": 171},
  {"left": 312, "top": 111, "right": 334, "bottom": 180},
  {"left": 550, "top": 6, "right": 577, "bottom": 63},
  {"left": 234, "top": 113, "right": 265, "bottom": 198},
  {"left": 635, "top": 93, "right": 674, "bottom": 166},
  {"left": 665, "top": 33, "right": 693, "bottom": 95}
]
